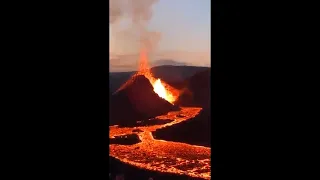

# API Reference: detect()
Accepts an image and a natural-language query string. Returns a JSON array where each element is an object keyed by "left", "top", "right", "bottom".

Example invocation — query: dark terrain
[
  {"left": 109, "top": 71, "right": 135, "bottom": 95},
  {"left": 174, "top": 69, "right": 211, "bottom": 108},
  {"left": 153, "top": 108, "right": 211, "bottom": 147},
  {"left": 109, "top": 134, "right": 141, "bottom": 145},
  {"left": 151, "top": 65, "right": 209, "bottom": 84},
  {"left": 118, "top": 118, "right": 174, "bottom": 127},
  {"left": 150, "top": 68, "right": 211, "bottom": 147},
  {"left": 109, "top": 65, "right": 210, "bottom": 94},
  {"left": 138, "top": 118, "right": 174, "bottom": 126}
]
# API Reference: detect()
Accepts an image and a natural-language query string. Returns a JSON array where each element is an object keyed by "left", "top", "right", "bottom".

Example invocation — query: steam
[{"left": 109, "top": 0, "right": 161, "bottom": 52}]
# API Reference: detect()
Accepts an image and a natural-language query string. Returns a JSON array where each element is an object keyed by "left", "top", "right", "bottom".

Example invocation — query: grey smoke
[
  {"left": 109, "top": 0, "right": 161, "bottom": 52},
  {"left": 109, "top": 0, "right": 158, "bottom": 25}
]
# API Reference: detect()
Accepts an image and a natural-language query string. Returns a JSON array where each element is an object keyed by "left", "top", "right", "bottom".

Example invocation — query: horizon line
[{"left": 109, "top": 65, "right": 211, "bottom": 73}]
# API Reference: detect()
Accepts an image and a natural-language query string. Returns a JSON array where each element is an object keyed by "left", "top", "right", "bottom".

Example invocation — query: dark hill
[
  {"left": 152, "top": 108, "right": 211, "bottom": 147},
  {"left": 151, "top": 65, "right": 209, "bottom": 83},
  {"left": 175, "top": 69, "right": 211, "bottom": 108},
  {"left": 153, "top": 69, "right": 211, "bottom": 147},
  {"left": 110, "top": 75, "right": 179, "bottom": 126},
  {"left": 109, "top": 71, "right": 135, "bottom": 95}
]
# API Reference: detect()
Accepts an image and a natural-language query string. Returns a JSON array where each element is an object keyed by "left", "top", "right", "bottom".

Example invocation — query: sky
[{"left": 110, "top": 0, "right": 211, "bottom": 72}]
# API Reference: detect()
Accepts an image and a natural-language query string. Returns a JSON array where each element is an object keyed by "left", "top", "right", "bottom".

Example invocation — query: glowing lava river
[{"left": 109, "top": 107, "right": 211, "bottom": 179}]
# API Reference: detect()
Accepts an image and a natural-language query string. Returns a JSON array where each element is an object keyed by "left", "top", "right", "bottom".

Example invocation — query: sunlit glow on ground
[{"left": 109, "top": 107, "right": 211, "bottom": 179}]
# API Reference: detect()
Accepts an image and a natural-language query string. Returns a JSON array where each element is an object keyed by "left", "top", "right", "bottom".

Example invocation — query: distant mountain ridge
[
  {"left": 175, "top": 69, "right": 211, "bottom": 108},
  {"left": 109, "top": 65, "right": 210, "bottom": 94},
  {"left": 151, "top": 59, "right": 188, "bottom": 67}
]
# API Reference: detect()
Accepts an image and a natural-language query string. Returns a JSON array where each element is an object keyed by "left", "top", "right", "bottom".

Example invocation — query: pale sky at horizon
[{"left": 110, "top": 0, "right": 211, "bottom": 72}]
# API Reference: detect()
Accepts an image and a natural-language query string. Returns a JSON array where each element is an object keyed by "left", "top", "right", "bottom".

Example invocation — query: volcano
[{"left": 110, "top": 74, "right": 180, "bottom": 126}]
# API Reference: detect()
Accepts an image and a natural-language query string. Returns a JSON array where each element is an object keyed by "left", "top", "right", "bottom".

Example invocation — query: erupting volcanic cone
[{"left": 110, "top": 75, "right": 180, "bottom": 126}]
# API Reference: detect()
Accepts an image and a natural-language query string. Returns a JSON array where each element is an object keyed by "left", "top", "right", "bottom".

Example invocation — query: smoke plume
[{"left": 109, "top": 0, "right": 161, "bottom": 52}]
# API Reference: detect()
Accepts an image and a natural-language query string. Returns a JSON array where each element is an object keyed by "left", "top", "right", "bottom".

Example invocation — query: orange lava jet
[
  {"left": 137, "top": 47, "right": 178, "bottom": 104},
  {"left": 153, "top": 79, "right": 175, "bottom": 103}
]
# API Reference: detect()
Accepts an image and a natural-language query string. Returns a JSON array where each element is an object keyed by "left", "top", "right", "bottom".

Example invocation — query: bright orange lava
[
  {"left": 153, "top": 79, "right": 175, "bottom": 103},
  {"left": 137, "top": 48, "right": 178, "bottom": 104}
]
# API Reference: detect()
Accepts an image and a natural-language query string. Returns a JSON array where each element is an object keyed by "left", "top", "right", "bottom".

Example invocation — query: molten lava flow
[
  {"left": 109, "top": 107, "right": 210, "bottom": 179},
  {"left": 137, "top": 48, "right": 178, "bottom": 104}
]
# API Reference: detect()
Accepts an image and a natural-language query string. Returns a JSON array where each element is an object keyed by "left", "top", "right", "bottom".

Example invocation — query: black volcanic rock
[
  {"left": 152, "top": 108, "right": 211, "bottom": 147},
  {"left": 175, "top": 69, "right": 210, "bottom": 108},
  {"left": 110, "top": 75, "right": 180, "bottom": 126},
  {"left": 109, "top": 134, "right": 141, "bottom": 145}
]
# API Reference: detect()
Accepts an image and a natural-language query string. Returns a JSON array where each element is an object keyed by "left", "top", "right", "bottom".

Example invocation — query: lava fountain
[{"left": 136, "top": 48, "right": 178, "bottom": 104}]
